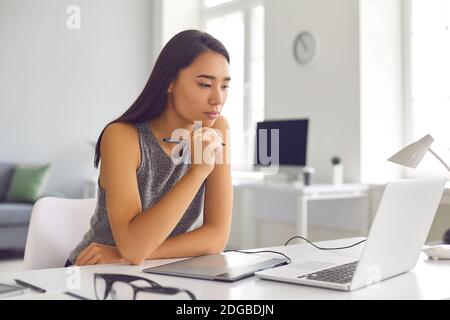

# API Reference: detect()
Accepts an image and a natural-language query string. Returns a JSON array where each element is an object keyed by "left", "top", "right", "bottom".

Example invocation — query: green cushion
[{"left": 5, "top": 164, "right": 51, "bottom": 203}]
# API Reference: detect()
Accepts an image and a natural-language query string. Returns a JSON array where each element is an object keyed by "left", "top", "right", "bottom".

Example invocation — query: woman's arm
[
  {"left": 75, "top": 117, "right": 231, "bottom": 266},
  {"left": 144, "top": 116, "right": 232, "bottom": 259},
  {"left": 79, "top": 119, "right": 229, "bottom": 266},
  {"left": 97, "top": 122, "right": 215, "bottom": 265}
]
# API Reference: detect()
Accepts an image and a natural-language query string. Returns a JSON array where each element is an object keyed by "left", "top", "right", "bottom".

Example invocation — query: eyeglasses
[{"left": 94, "top": 273, "right": 196, "bottom": 300}]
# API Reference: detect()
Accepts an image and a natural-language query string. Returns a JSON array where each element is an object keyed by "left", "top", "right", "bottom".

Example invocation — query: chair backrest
[{"left": 23, "top": 197, "right": 96, "bottom": 270}]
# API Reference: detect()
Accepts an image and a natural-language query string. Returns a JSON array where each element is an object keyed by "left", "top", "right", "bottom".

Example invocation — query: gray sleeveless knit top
[{"left": 68, "top": 122, "right": 205, "bottom": 264}]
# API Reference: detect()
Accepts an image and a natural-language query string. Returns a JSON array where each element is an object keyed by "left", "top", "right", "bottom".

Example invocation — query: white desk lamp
[
  {"left": 388, "top": 134, "right": 450, "bottom": 259},
  {"left": 388, "top": 134, "right": 450, "bottom": 173}
]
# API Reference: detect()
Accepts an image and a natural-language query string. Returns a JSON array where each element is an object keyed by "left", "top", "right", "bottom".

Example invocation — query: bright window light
[
  {"left": 409, "top": 0, "right": 450, "bottom": 173},
  {"left": 206, "top": 12, "right": 245, "bottom": 168},
  {"left": 204, "top": 0, "right": 234, "bottom": 8},
  {"left": 204, "top": 3, "right": 265, "bottom": 170}
]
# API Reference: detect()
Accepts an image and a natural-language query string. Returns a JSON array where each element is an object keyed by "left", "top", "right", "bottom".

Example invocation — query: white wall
[
  {"left": 265, "top": 0, "right": 405, "bottom": 184},
  {"left": 0, "top": 0, "right": 155, "bottom": 197},
  {"left": 265, "top": 0, "right": 361, "bottom": 184}
]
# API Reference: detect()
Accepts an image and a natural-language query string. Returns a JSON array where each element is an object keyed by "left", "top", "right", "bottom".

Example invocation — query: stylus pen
[
  {"left": 14, "top": 279, "right": 46, "bottom": 293},
  {"left": 162, "top": 137, "right": 226, "bottom": 146},
  {"left": 64, "top": 291, "right": 91, "bottom": 300}
]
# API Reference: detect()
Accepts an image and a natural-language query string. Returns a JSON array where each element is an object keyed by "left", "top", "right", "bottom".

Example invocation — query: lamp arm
[{"left": 428, "top": 148, "right": 450, "bottom": 173}]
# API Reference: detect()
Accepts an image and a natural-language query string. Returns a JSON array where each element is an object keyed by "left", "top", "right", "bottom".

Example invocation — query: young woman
[{"left": 66, "top": 30, "right": 232, "bottom": 266}]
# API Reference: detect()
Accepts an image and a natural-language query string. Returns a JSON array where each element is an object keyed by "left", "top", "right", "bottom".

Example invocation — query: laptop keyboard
[{"left": 300, "top": 260, "right": 359, "bottom": 284}]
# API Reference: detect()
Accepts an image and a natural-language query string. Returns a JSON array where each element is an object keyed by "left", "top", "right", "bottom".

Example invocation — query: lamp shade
[{"left": 388, "top": 134, "right": 434, "bottom": 168}]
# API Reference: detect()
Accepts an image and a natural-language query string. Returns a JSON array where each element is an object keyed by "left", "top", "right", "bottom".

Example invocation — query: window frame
[
  {"left": 200, "top": 0, "right": 265, "bottom": 170},
  {"left": 403, "top": 0, "right": 413, "bottom": 179}
]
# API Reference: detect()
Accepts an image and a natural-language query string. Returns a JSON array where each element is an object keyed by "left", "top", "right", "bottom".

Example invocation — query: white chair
[{"left": 23, "top": 197, "right": 96, "bottom": 270}]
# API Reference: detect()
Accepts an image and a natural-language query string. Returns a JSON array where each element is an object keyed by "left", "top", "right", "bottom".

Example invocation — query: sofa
[
  {"left": 0, "top": 162, "right": 62, "bottom": 253},
  {"left": 0, "top": 163, "right": 31, "bottom": 252}
]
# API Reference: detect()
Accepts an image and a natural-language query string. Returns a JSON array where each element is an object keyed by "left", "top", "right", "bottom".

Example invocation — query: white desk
[
  {"left": 232, "top": 179, "right": 369, "bottom": 248},
  {"left": 1, "top": 237, "right": 449, "bottom": 300}
]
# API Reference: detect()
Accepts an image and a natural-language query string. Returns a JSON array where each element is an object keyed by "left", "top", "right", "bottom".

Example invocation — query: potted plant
[{"left": 331, "top": 156, "right": 343, "bottom": 185}]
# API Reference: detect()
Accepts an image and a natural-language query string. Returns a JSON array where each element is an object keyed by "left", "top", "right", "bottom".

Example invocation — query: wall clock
[{"left": 293, "top": 31, "right": 316, "bottom": 65}]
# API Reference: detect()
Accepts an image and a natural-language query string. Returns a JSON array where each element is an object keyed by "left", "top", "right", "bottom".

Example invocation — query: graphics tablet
[
  {"left": 143, "top": 251, "right": 289, "bottom": 282},
  {"left": 0, "top": 283, "right": 28, "bottom": 298}
]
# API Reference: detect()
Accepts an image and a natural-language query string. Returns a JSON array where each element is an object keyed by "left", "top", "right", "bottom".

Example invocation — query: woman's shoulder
[
  {"left": 102, "top": 122, "right": 141, "bottom": 145},
  {"left": 104, "top": 121, "right": 139, "bottom": 136},
  {"left": 101, "top": 122, "right": 140, "bottom": 155},
  {"left": 100, "top": 122, "right": 141, "bottom": 177}
]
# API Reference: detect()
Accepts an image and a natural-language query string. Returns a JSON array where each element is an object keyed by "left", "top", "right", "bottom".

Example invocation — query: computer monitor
[{"left": 255, "top": 119, "right": 308, "bottom": 181}]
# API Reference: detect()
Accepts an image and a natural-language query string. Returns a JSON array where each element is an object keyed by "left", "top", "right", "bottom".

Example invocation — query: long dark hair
[{"left": 94, "top": 30, "right": 229, "bottom": 168}]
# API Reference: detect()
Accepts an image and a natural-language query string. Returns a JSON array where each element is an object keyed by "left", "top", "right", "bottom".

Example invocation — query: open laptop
[{"left": 255, "top": 177, "right": 447, "bottom": 291}]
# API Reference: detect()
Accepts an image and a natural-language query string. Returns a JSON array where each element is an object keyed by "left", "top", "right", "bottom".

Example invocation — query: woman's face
[{"left": 168, "top": 50, "right": 230, "bottom": 127}]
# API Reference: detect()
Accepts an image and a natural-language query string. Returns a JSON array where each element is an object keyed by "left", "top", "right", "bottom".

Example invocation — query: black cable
[
  {"left": 180, "top": 289, "right": 197, "bottom": 300},
  {"left": 223, "top": 237, "right": 365, "bottom": 263},
  {"left": 224, "top": 249, "right": 291, "bottom": 263},
  {"left": 284, "top": 235, "right": 367, "bottom": 250}
]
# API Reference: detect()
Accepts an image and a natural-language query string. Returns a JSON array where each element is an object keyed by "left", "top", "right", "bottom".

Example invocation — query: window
[
  {"left": 201, "top": 0, "right": 265, "bottom": 170},
  {"left": 406, "top": 0, "right": 450, "bottom": 175},
  {"left": 204, "top": 0, "right": 234, "bottom": 8}
]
